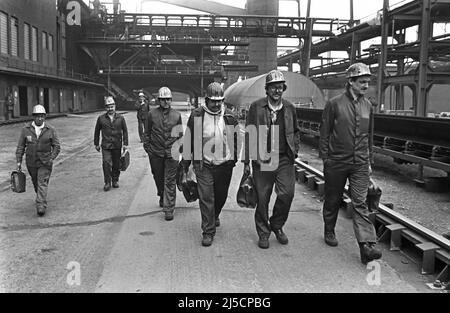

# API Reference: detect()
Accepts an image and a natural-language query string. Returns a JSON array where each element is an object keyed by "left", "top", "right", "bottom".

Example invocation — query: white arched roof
[{"left": 224, "top": 71, "right": 325, "bottom": 109}]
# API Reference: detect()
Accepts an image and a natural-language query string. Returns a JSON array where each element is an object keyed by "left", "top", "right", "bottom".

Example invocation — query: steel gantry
[
  {"left": 280, "top": 0, "right": 450, "bottom": 117},
  {"left": 78, "top": 2, "right": 348, "bottom": 103}
]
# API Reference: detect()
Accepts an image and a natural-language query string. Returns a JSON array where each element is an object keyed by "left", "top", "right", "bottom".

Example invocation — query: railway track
[
  {"left": 296, "top": 108, "right": 450, "bottom": 189},
  {"left": 294, "top": 159, "right": 450, "bottom": 290}
]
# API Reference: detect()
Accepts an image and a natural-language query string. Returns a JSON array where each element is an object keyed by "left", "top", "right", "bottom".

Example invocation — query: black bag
[
  {"left": 176, "top": 162, "right": 184, "bottom": 192},
  {"left": 236, "top": 172, "right": 257, "bottom": 208},
  {"left": 11, "top": 170, "right": 26, "bottom": 193},
  {"left": 181, "top": 165, "right": 198, "bottom": 203},
  {"left": 120, "top": 150, "right": 130, "bottom": 171},
  {"left": 367, "top": 178, "right": 382, "bottom": 212}
]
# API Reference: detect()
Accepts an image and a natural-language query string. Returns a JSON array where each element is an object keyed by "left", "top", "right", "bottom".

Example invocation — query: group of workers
[{"left": 15, "top": 62, "right": 382, "bottom": 265}]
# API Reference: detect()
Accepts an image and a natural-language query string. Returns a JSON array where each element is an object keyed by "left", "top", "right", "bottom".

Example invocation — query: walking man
[
  {"left": 182, "top": 82, "right": 239, "bottom": 246},
  {"left": 135, "top": 91, "right": 150, "bottom": 143},
  {"left": 94, "top": 96, "right": 129, "bottom": 191},
  {"left": 143, "top": 87, "right": 183, "bottom": 221},
  {"left": 243, "top": 70, "right": 300, "bottom": 249},
  {"left": 319, "top": 62, "right": 382, "bottom": 264},
  {"left": 16, "top": 104, "right": 61, "bottom": 216}
]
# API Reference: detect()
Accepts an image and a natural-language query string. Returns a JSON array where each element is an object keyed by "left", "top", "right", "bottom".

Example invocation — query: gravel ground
[{"left": 297, "top": 136, "right": 450, "bottom": 238}]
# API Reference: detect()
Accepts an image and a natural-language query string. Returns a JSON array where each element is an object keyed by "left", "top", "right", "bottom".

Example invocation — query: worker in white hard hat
[
  {"left": 94, "top": 96, "right": 129, "bottom": 191},
  {"left": 243, "top": 69, "right": 300, "bottom": 249},
  {"left": 319, "top": 62, "right": 382, "bottom": 264},
  {"left": 143, "top": 86, "right": 183, "bottom": 221},
  {"left": 134, "top": 91, "right": 150, "bottom": 142},
  {"left": 182, "top": 82, "right": 239, "bottom": 247},
  {"left": 15, "top": 104, "right": 61, "bottom": 216}
]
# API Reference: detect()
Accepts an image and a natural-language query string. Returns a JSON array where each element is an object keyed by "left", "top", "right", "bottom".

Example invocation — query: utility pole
[
  {"left": 297, "top": 0, "right": 301, "bottom": 72},
  {"left": 349, "top": 0, "right": 354, "bottom": 26}
]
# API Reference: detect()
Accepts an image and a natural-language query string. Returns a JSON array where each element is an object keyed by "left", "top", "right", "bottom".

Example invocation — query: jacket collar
[
  {"left": 26, "top": 122, "right": 49, "bottom": 130},
  {"left": 260, "top": 96, "right": 284, "bottom": 108},
  {"left": 104, "top": 112, "right": 118, "bottom": 120},
  {"left": 345, "top": 88, "right": 365, "bottom": 102}
]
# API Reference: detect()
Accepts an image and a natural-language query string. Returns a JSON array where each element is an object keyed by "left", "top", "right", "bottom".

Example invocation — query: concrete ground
[{"left": 0, "top": 107, "right": 437, "bottom": 293}]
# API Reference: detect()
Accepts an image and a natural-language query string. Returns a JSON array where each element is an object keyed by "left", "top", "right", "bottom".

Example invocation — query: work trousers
[
  {"left": 149, "top": 155, "right": 178, "bottom": 212},
  {"left": 323, "top": 160, "right": 377, "bottom": 243},
  {"left": 194, "top": 162, "right": 233, "bottom": 236},
  {"left": 137, "top": 118, "right": 145, "bottom": 142},
  {"left": 102, "top": 148, "right": 121, "bottom": 184},
  {"left": 252, "top": 155, "right": 295, "bottom": 239},
  {"left": 27, "top": 165, "right": 52, "bottom": 210}
]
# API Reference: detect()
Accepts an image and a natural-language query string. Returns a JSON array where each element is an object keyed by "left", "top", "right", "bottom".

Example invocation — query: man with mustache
[
  {"left": 319, "top": 62, "right": 382, "bottom": 264},
  {"left": 94, "top": 96, "right": 129, "bottom": 192},
  {"left": 182, "top": 82, "right": 238, "bottom": 246},
  {"left": 243, "top": 70, "right": 300, "bottom": 249}
]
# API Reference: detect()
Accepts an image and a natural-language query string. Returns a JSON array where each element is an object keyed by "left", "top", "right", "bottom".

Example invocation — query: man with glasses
[
  {"left": 243, "top": 70, "right": 300, "bottom": 249},
  {"left": 16, "top": 104, "right": 61, "bottom": 216},
  {"left": 319, "top": 62, "right": 382, "bottom": 264},
  {"left": 143, "top": 86, "right": 183, "bottom": 221}
]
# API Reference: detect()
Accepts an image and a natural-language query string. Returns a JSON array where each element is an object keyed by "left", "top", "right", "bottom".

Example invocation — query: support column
[
  {"left": 247, "top": 0, "right": 278, "bottom": 75},
  {"left": 301, "top": 18, "right": 313, "bottom": 77},
  {"left": 395, "top": 31, "right": 406, "bottom": 110},
  {"left": 416, "top": 0, "right": 431, "bottom": 117},
  {"left": 377, "top": 0, "right": 389, "bottom": 113}
]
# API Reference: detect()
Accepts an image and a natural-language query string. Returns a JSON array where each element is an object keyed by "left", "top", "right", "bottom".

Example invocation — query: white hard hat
[
  {"left": 346, "top": 63, "right": 372, "bottom": 78},
  {"left": 105, "top": 96, "right": 115, "bottom": 106},
  {"left": 206, "top": 82, "right": 224, "bottom": 100},
  {"left": 32, "top": 105, "right": 46, "bottom": 115},
  {"left": 138, "top": 92, "right": 145, "bottom": 97},
  {"left": 158, "top": 87, "right": 172, "bottom": 99},
  {"left": 265, "top": 70, "right": 286, "bottom": 86}
]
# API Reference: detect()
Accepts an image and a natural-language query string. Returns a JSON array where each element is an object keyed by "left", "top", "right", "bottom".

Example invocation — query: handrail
[
  {"left": 2, "top": 57, "right": 95, "bottom": 81},
  {"left": 97, "top": 13, "right": 349, "bottom": 36},
  {"left": 98, "top": 66, "right": 223, "bottom": 75}
]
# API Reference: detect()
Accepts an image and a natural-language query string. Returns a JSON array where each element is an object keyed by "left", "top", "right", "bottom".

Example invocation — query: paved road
[{"left": 0, "top": 109, "right": 433, "bottom": 293}]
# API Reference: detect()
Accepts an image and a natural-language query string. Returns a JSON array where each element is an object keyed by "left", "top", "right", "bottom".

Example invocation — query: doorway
[
  {"left": 43, "top": 88, "right": 49, "bottom": 113},
  {"left": 18, "top": 86, "right": 28, "bottom": 116}
]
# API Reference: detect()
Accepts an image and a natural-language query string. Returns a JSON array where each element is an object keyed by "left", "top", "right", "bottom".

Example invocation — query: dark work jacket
[
  {"left": 143, "top": 106, "right": 183, "bottom": 158},
  {"left": 183, "top": 106, "right": 239, "bottom": 169},
  {"left": 319, "top": 89, "right": 373, "bottom": 164},
  {"left": 134, "top": 99, "right": 150, "bottom": 120},
  {"left": 94, "top": 113, "right": 129, "bottom": 149},
  {"left": 243, "top": 97, "right": 300, "bottom": 164},
  {"left": 16, "top": 122, "right": 61, "bottom": 168}
]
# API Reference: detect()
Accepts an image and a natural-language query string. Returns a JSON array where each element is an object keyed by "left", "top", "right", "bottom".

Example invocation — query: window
[
  {"left": 62, "top": 37, "right": 66, "bottom": 58},
  {"left": 48, "top": 34, "right": 53, "bottom": 52},
  {"left": 42, "top": 31, "right": 47, "bottom": 50},
  {"left": 10, "top": 17, "right": 18, "bottom": 56},
  {"left": 0, "top": 12, "right": 7, "bottom": 54},
  {"left": 24, "top": 23, "right": 30, "bottom": 60},
  {"left": 32, "top": 26, "right": 38, "bottom": 61}
]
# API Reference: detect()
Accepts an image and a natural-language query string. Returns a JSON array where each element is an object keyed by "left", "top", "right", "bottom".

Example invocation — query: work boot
[
  {"left": 258, "top": 236, "right": 269, "bottom": 249},
  {"left": 159, "top": 196, "right": 164, "bottom": 208},
  {"left": 272, "top": 228, "right": 288, "bottom": 245},
  {"left": 37, "top": 207, "right": 46, "bottom": 217},
  {"left": 164, "top": 211, "right": 174, "bottom": 221},
  {"left": 202, "top": 234, "right": 213, "bottom": 247},
  {"left": 324, "top": 231, "right": 338, "bottom": 247},
  {"left": 103, "top": 183, "right": 111, "bottom": 192},
  {"left": 359, "top": 242, "right": 382, "bottom": 264},
  {"left": 215, "top": 218, "right": 220, "bottom": 227},
  {"left": 112, "top": 181, "right": 119, "bottom": 188}
]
